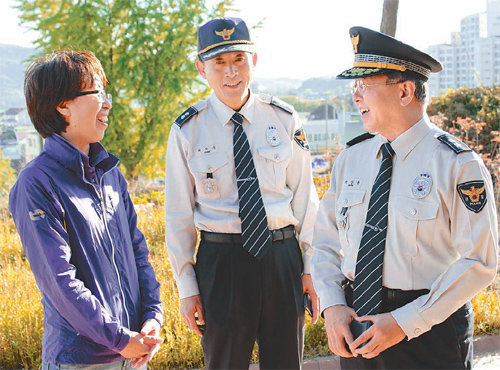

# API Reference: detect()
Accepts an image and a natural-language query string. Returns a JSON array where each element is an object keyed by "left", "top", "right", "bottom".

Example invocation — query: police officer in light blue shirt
[{"left": 165, "top": 17, "right": 319, "bottom": 369}]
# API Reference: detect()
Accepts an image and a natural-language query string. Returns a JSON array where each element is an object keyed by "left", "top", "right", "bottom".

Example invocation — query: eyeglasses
[
  {"left": 350, "top": 80, "right": 400, "bottom": 95},
  {"left": 76, "top": 89, "right": 112, "bottom": 104}
]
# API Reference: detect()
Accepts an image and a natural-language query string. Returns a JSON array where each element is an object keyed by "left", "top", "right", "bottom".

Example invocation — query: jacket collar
[{"left": 44, "top": 134, "right": 119, "bottom": 178}]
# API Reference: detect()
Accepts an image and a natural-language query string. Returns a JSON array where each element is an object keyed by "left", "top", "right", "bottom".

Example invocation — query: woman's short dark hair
[
  {"left": 384, "top": 70, "right": 428, "bottom": 104},
  {"left": 24, "top": 50, "right": 107, "bottom": 138}
]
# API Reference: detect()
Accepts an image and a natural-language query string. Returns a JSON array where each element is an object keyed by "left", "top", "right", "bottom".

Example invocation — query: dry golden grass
[{"left": 0, "top": 180, "right": 498, "bottom": 368}]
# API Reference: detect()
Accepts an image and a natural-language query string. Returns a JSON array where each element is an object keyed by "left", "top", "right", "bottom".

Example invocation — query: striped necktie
[
  {"left": 353, "top": 143, "right": 395, "bottom": 316},
  {"left": 231, "top": 112, "right": 272, "bottom": 259}
]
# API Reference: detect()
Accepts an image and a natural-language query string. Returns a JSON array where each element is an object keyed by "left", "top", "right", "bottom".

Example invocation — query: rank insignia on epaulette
[
  {"left": 175, "top": 106, "right": 198, "bottom": 127},
  {"left": 437, "top": 134, "right": 471, "bottom": 154},
  {"left": 294, "top": 128, "right": 309, "bottom": 151},
  {"left": 457, "top": 180, "right": 487, "bottom": 213}
]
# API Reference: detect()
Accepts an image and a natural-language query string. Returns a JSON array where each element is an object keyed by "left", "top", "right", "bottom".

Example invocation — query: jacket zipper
[{"left": 85, "top": 169, "right": 131, "bottom": 329}]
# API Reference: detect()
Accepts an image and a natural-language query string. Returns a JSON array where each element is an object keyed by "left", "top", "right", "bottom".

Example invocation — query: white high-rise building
[{"left": 427, "top": 0, "right": 500, "bottom": 96}]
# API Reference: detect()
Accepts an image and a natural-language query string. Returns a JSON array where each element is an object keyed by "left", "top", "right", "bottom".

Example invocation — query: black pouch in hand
[
  {"left": 303, "top": 293, "right": 313, "bottom": 318},
  {"left": 345, "top": 320, "right": 372, "bottom": 353}
]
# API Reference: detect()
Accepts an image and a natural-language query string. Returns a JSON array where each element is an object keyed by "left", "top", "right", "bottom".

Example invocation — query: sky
[{"left": 0, "top": 0, "right": 489, "bottom": 79}]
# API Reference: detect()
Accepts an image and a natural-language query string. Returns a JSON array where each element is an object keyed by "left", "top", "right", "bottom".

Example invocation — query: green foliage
[
  {"left": 16, "top": 0, "right": 233, "bottom": 179},
  {"left": 279, "top": 96, "right": 324, "bottom": 113},
  {"left": 427, "top": 86, "right": 500, "bottom": 156}
]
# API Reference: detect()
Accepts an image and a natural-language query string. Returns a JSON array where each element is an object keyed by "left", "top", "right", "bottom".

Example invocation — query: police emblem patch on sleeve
[
  {"left": 294, "top": 128, "right": 309, "bottom": 151},
  {"left": 457, "top": 180, "right": 487, "bottom": 213}
]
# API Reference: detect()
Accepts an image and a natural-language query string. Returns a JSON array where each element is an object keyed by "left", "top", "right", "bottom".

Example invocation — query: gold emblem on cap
[
  {"left": 215, "top": 27, "right": 235, "bottom": 40},
  {"left": 351, "top": 34, "right": 360, "bottom": 53}
]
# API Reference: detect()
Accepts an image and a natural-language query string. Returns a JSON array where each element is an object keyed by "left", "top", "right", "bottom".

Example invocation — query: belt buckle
[
  {"left": 386, "top": 289, "right": 397, "bottom": 301},
  {"left": 272, "top": 229, "right": 284, "bottom": 241}
]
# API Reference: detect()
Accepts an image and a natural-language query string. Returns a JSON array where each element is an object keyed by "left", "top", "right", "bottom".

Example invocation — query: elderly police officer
[
  {"left": 165, "top": 17, "right": 319, "bottom": 369},
  {"left": 312, "top": 27, "right": 498, "bottom": 369}
]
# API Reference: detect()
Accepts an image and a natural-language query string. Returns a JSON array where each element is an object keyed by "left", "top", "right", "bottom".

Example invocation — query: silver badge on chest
[
  {"left": 266, "top": 125, "right": 281, "bottom": 147},
  {"left": 202, "top": 178, "right": 218, "bottom": 194},
  {"left": 411, "top": 173, "right": 432, "bottom": 198}
]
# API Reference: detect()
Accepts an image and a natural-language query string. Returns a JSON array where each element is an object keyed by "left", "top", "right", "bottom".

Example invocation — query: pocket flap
[
  {"left": 189, "top": 152, "right": 228, "bottom": 173},
  {"left": 394, "top": 196, "right": 438, "bottom": 220},
  {"left": 257, "top": 144, "right": 292, "bottom": 163},
  {"left": 338, "top": 189, "right": 366, "bottom": 207}
]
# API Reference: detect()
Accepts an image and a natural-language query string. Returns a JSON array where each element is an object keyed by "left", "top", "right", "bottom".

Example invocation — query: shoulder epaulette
[
  {"left": 259, "top": 94, "right": 294, "bottom": 114},
  {"left": 346, "top": 132, "right": 375, "bottom": 147},
  {"left": 174, "top": 101, "right": 207, "bottom": 127},
  {"left": 175, "top": 106, "right": 198, "bottom": 127},
  {"left": 436, "top": 134, "right": 471, "bottom": 154}
]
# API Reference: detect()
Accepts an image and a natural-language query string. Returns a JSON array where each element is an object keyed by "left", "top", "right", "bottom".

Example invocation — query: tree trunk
[{"left": 380, "top": 0, "right": 399, "bottom": 37}]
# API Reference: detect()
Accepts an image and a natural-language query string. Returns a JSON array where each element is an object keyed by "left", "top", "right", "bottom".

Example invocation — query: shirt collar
[
  {"left": 388, "top": 115, "right": 433, "bottom": 160},
  {"left": 209, "top": 89, "right": 256, "bottom": 126}
]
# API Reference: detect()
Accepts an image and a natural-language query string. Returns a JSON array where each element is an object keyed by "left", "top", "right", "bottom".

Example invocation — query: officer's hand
[
  {"left": 180, "top": 294, "right": 205, "bottom": 336},
  {"left": 350, "top": 313, "right": 406, "bottom": 359},
  {"left": 323, "top": 305, "right": 357, "bottom": 358},
  {"left": 302, "top": 274, "right": 320, "bottom": 324}
]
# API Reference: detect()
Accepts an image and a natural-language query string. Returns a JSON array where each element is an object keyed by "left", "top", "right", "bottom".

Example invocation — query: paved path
[{"left": 298, "top": 335, "right": 500, "bottom": 370}]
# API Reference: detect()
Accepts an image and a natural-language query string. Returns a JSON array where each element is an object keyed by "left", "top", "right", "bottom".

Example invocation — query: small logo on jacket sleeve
[
  {"left": 457, "top": 181, "right": 487, "bottom": 213},
  {"left": 29, "top": 209, "right": 46, "bottom": 221}
]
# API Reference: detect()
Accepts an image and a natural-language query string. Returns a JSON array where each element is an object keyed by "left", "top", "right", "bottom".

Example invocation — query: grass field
[{"left": 0, "top": 182, "right": 498, "bottom": 368}]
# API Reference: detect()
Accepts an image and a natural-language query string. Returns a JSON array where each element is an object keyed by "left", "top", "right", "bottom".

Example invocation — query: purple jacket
[{"left": 9, "top": 134, "right": 163, "bottom": 364}]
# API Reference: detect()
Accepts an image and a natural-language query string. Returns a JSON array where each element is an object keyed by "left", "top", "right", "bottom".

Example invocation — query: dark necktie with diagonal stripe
[
  {"left": 353, "top": 143, "right": 395, "bottom": 316},
  {"left": 231, "top": 112, "right": 272, "bottom": 259}
]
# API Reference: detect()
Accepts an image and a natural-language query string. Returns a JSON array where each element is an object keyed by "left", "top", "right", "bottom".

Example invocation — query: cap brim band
[
  {"left": 199, "top": 43, "right": 255, "bottom": 61},
  {"left": 354, "top": 61, "right": 406, "bottom": 72}
]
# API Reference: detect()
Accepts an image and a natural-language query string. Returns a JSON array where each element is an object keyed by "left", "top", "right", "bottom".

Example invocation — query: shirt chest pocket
[
  {"left": 188, "top": 152, "right": 229, "bottom": 200},
  {"left": 255, "top": 143, "right": 292, "bottom": 191},
  {"left": 394, "top": 196, "right": 439, "bottom": 256},
  {"left": 337, "top": 189, "right": 366, "bottom": 251}
]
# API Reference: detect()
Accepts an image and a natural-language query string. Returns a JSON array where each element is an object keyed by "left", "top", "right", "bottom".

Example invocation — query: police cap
[
  {"left": 198, "top": 17, "right": 255, "bottom": 61},
  {"left": 337, "top": 26, "right": 442, "bottom": 81}
]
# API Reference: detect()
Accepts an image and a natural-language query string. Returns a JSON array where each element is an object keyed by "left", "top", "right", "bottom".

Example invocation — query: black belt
[
  {"left": 342, "top": 279, "right": 429, "bottom": 302},
  {"left": 201, "top": 225, "right": 295, "bottom": 244}
]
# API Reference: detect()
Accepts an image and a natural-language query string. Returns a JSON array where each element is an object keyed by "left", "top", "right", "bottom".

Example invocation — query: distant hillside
[
  {"left": 0, "top": 45, "right": 351, "bottom": 112},
  {"left": 0, "top": 44, "right": 36, "bottom": 111},
  {"left": 251, "top": 77, "right": 303, "bottom": 96},
  {"left": 252, "top": 76, "right": 350, "bottom": 100}
]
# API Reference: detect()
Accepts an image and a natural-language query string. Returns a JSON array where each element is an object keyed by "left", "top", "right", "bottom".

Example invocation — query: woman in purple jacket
[{"left": 9, "top": 50, "right": 163, "bottom": 369}]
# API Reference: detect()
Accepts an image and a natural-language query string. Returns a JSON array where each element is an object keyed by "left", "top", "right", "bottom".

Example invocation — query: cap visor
[
  {"left": 337, "top": 67, "right": 385, "bottom": 79},
  {"left": 200, "top": 43, "right": 255, "bottom": 61}
]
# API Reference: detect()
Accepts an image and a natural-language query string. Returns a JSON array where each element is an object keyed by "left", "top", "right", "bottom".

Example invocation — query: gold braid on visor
[{"left": 354, "top": 54, "right": 431, "bottom": 78}]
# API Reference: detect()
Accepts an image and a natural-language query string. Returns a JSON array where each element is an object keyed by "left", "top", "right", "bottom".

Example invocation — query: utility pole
[{"left": 324, "top": 100, "right": 329, "bottom": 151}]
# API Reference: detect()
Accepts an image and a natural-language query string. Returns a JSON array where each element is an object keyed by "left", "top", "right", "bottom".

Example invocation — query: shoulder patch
[
  {"left": 437, "top": 134, "right": 471, "bottom": 154},
  {"left": 294, "top": 128, "right": 310, "bottom": 151},
  {"left": 457, "top": 180, "right": 487, "bottom": 213},
  {"left": 346, "top": 133, "right": 375, "bottom": 147}
]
